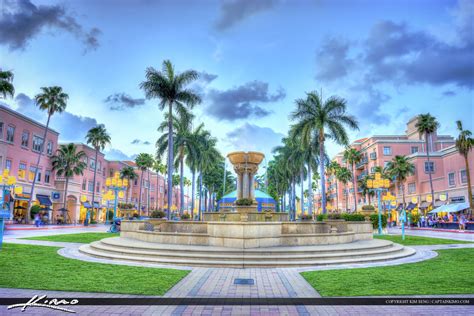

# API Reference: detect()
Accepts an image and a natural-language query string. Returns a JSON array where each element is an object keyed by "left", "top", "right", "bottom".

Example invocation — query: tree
[
  {"left": 140, "top": 60, "right": 201, "bottom": 219},
  {"left": 0, "top": 70, "right": 15, "bottom": 99},
  {"left": 343, "top": 147, "right": 362, "bottom": 212},
  {"left": 120, "top": 165, "right": 138, "bottom": 203},
  {"left": 326, "top": 161, "right": 341, "bottom": 210},
  {"left": 415, "top": 113, "right": 439, "bottom": 208},
  {"left": 28, "top": 86, "right": 68, "bottom": 222},
  {"left": 51, "top": 144, "right": 87, "bottom": 219},
  {"left": 455, "top": 120, "right": 473, "bottom": 211},
  {"left": 135, "top": 153, "right": 154, "bottom": 215},
  {"left": 291, "top": 91, "right": 358, "bottom": 214},
  {"left": 385, "top": 155, "right": 415, "bottom": 209},
  {"left": 85, "top": 125, "right": 111, "bottom": 224},
  {"left": 357, "top": 176, "right": 371, "bottom": 205},
  {"left": 151, "top": 160, "right": 166, "bottom": 210},
  {"left": 336, "top": 166, "right": 352, "bottom": 211}
]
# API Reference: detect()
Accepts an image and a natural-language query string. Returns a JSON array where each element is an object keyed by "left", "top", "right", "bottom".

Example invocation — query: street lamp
[
  {"left": 367, "top": 172, "right": 391, "bottom": 235},
  {"left": 105, "top": 171, "right": 127, "bottom": 224},
  {"left": 0, "top": 169, "right": 23, "bottom": 249}
]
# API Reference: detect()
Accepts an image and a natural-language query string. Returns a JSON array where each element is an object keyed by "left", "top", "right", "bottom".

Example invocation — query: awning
[
  {"left": 406, "top": 202, "right": 417, "bottom": 211},
  {"left": 429, "top": 202, "right": 469, "bottom": 214},
  {"left": 83, "top": 202, "right": 92, "bottom": 208},
  {"left": 36, "top": 194, "right": 52, "bottom": 206},
  {"left": 93, "top": 202, "right": 101, "bottom": 208}
]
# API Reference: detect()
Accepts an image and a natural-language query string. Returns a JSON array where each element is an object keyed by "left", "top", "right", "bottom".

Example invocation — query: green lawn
[
  {"left": 23, "top": 232, "right": 119, "bottom": 243},
  {"left": 0, "top": 243, "right": 189, "bottom": 295},
  {"left": 301, "top": 248, "right": 474, "bottom": 296},
  {"left": 374, "top": 234, "right": 473, "bottom": 245}
]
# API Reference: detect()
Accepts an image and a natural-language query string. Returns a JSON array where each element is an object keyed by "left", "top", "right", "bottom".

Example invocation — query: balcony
[
  {"left": 356, "top": 157, "right": 368, "bottom": 169},
  {"left": 357, "top": 172, "right": 368, "bottom": 181},
  {"left": 370, "top": 152, "right": 377, "bottom": 160}
]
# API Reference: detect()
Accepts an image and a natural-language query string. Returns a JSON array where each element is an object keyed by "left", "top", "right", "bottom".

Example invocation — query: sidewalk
[
  {"left": 388, "top": 227, "right": 474, "bottom": 242},
  {"left": 5, "top": 224, "right": 100, "bottom": 231}
]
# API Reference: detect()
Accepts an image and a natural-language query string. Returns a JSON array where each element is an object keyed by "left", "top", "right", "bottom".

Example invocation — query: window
[
  {"left": 97, "top": 161, "right": 101, "bottom": 172},
  {"left": 29, "top": 166, "right": 40, "bottom": 182},
  {"left": 96, "top": 182, "right": 100, "bottom": 193},
  {"left": 6, "top": 125, "right": 15, "bottom": 143},
  {"left": 18, "top": 162, "right": 26, "bottom": 179},
  {"left": 83, "top": 156, "right": 88, "bottom": 165},
  {"left": 47, "top": 141, "right": 53, "bottom": 155},
  {"left": 90, "top": 158, "right": 96, "bottom": 169},
  {"left": 460, "top": 170, "right": 468, "bottom": 184},
  {"left": 383, "top": 161, "right": 389, "bottom": 168},
  {"left": 103, "top": 167, "right": 106, "bottom": 176},
  {"left": 32, "top": 135, "right": 44, "bottom": 152},
  {"left": 160, "top": 186, "right": 164, "bottom": 193},
  {"left": 424, "top": 161, "right": 435, "bottom": 173},
  {"left": 82, "top": 179, "right": 87, "bottom": 190},
  {"left": 21, "top": 131, "right": 29, "bottom": 147},
  {"left": 370, "top": 166, "right": 376, "bottom": 173},
  {"left": 383, "top": 146, "right": 392, "bottom": 156},
  {"left": 448, "top": 172, "right": 455, "bottom": 186},
  {"left": 0, "top": 122, "right": 3, "bottom": 139},
  {"left": 408, "top": 183, "right": 416, "bottom": 194},
  {"left": 45, "top": 170, "right": 51, "bottom": 184},
  {"left": 88, "top": 181, "right": 94, "bottom": 192},
  {"left": 151, "top": 184, "right": 155, "bottom": 192},
  {"left": 411, "top": 146, "right": 418, "bottom": 154},
  {"left": 109, "top": 169, "right": 114, "bottom": 177},
  {"left": 134, "top": 179, "right": 138, "bottom": 186},
  {"left": 5, "top": 159, "right": 12, "bottom": 170}
]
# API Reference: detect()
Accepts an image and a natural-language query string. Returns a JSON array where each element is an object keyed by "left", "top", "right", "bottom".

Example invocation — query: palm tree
[
  {"left": 343, "top": 147, "right": 362, "bottom": 212},
  {"left": 336, "top": 166, "right": 352, "bottom": 211},
  {"left": 197, "top": 133, "right": 220, "bottom": 220},
  {"left": 291, "top": 91, "right": 358, "bottom": 214},
  {"left": 357, "top": 176, "right": 371, "bottom": 205},
  {"left": 151, "top": 160, "right": 166, "bottom": 210},
  {"left": 0, "top": 70, "right": 15, "bottom": 99},
  {"left": 415, "top": 113, "right": 439, "bottom": 208},
  {"left": 140, "top": 60, "right": 201, "bottom": 218},
  {"left": 120, "top": 165, "right": 138, "bottom": 203},
  {"left": 135, "top": 153, "right": 154, "bottom": 215},
  {"left": 455, "top": 120, "right": 473, "bottom": 211},
  {"left": 28, "top": 86, "right": 68, "bottom": 221},
  {"left": 385, "top": 155, "right": 415, "bottom": 209},
  {"left": 85, "top": 125, "right": 111, "bottom": 223},
  {"left": 51, "top": 144, "right": 87, "bottom": 220},
  {"left": 326, "top": 161, "right": 341, "bottom": 211}
]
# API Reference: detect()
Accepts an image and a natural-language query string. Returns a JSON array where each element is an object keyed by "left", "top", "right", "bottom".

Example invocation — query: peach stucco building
[{"left": 325, "top": 117, "right": 473, "bottom": 212}]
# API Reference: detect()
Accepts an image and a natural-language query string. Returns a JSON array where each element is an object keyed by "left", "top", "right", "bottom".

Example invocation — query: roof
[{"left": 0, "top": 104, "right": 59, "bottom": 135}]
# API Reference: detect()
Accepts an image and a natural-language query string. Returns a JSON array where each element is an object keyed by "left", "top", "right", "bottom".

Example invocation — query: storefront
[{"left": 12, "top": 193, "right": 31, "bottom": 223}]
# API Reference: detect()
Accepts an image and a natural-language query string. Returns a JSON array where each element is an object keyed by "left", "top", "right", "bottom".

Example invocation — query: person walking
[{"left": 34, "top": 213, "right": 40, "bottom": 227}]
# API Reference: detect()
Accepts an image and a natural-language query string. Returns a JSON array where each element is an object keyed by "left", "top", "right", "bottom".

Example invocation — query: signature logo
[{"left": 7, "top": 295, "right": 78, "bottom": 313}]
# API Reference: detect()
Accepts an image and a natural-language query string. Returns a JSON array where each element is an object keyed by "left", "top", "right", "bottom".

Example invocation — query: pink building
[{"left": 324, "top": 117, "right": 473, "bottom": 212}]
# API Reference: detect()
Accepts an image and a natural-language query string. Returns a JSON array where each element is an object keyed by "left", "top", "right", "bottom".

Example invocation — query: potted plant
[
  {"left": 150, "top": 210, "right": 166, "bottom": 219},
  {"left": 181, "top": 212, "right": 191, "bottom": 220},
  {"left": 298, "top": 214, "right": 313, "bottom": 221}
]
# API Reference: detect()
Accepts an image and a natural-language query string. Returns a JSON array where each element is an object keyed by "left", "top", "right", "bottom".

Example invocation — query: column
[
  {"left": 243, "top": 172, "right": 249, "bottom": 199},
  {"left": 236, "top": 172, "right": 242, "bottom": 200}
]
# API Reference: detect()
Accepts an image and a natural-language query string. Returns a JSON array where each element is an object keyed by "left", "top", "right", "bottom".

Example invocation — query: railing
[
  {"left": 356, "top": 157, "right": 368, "bottom": 169},
  {"left": 357, "top": 172, "right": 368, "bottom": 180},
  {"left": 370, "top": 152, "right": 377, "bottom": 160}
]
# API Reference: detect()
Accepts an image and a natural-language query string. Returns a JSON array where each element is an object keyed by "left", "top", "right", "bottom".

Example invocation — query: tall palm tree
[
  {"left": 291, "top": 91, "right": 358, "bottom": 214},
  {"left": 455, "top": 120, "right": 473, "bottom": 211},
  {"left": 343, "top": 147, "right": 362, "bottom": 212},
  {"left": 135, "top": 153, "right": 154, "bottom": 215},
  {"left": 385, "top": 155, "right": 415, "bottom": 209},
  {"left": 151, "top": 160, "right": 166, "bottom": 210},
  {"left": 120, "top": 165, "right": 138, "bottom": 203},
  {"left": 336, "top": 166, "right": 352, "bottom": 211},
  {"left": 28, "top": 86, "right": 68, "bottom": 221},
  {"left": 357, "top": 176, "right": 371, "bottom": 205},
  {"left": 326, "top": 161, "right": 341, "bottom": 210},
  {"left": 197, "top": 133, "right": 220, "bottom": 220},
  {"left": 0, "top": 69, "right": 15, "bottom": 99},
  {"left": 140, "top": 60, "right": 201, "bottom": 218},
  {"left": 51, "top": 144, "right": 87, "bottom": 221},
  {"left": 85, "top": 125, "right": 111, "bottom": 223},
  {"left": 415, "top": 113, "right": 439, "bottom": 208}
]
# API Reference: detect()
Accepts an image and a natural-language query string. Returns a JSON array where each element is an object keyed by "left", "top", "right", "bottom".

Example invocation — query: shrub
[
  {"left": 369, "top": 213, "right": 387, "bottom": 229},
  {"left": 181, "top": 212, "right": 191, "bottom": 220},
  {"left": 316, "top": 213, "right": 328, "bottom": 221},
  {"left": 30, "top": 205, "right": 42, "bottom": 219},
  {"left": 106, "top": 210, "right": 114, "bottom": 222},
  {"left": 235, "top": 198, "right": 254, "bottom": 206},
  {"left": 410, "top": 212, "right": 421, "bottom": 226},
  {"left": 132, "top": 212, "right": 139, "bottom": 218},
  {"left": 327, "top": 213, "right": 342, "bottom": 220},
  {"left": 299, "top": 214, "right": 313, "bottom": 220},
  {"left": 362, "top": 205, "right": 375, "bottom": 211},
  {"left": 150, "top": 210, "right": 166, "bottom": 218},
  {"left": 341, "top": 213, "right": 366, "bottom": 221}
]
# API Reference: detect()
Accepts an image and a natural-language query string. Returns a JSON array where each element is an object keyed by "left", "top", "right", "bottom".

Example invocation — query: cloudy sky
[{"left": 1, "top": 0, "right": 473, "bottom": 170}]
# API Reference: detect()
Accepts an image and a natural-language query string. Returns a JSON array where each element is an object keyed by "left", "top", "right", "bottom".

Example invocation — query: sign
[
  {"left": 52, "top": 192, "right": 60, "bottom": 200},
  {"left": 426, "top": 195, "right": 433, "bottom": 202},
  {"left": 450, "top": 196, "right": 465, "bottom": 203},
  {"left": 439, "top": 193, "right": 447, "bottom": 202},
  {"left": 411, "top": 197, "right": 418, "bottom": 204}
]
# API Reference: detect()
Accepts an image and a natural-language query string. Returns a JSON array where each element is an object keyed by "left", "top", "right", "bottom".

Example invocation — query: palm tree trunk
[
  {"left": 300, "top": 168, "right": 305, "bottom": 214},
  {"left": 27, "top": 113, "right": 51, "bottom": 223},
  {"left": 345, "top": 186, "right": 348, "bottom": 211},
  {"left": 368, "top": 193, "right": 371, "bottom": 205},
  {"left": 198, "top": 172, "right": 203, "bottom": 220},
  {"left": 90, "top": 148, "right": 99, "bottom": 224},
  {"left": 191, "top": 171, "right": 196, "bottom": 218},
  {"left": 166, "top": 101, "right": 174, "bottom": 220},
  {"left": 63, "top": 177, "right": 69, "bottom": 223},
  {"left": 156, "top": 173, "right": 159, "bottom": 211},
  {"left": 138, "top": 169, "right": 144, "bottom": 216},
  {"left": 426, "top": 135, "right": 435, "bottom": 209},
  {"left": 464, "top": 155, "right": 473, "bottom": 211},
  {"left": 307, "top": 163, "right": 313, "bottom": 216},
  {"left": 352, "top": 164, "right": 357, "bottom": 212},
  {"left": 319, "top": 134, "right": 327, "bottom": 214},
  {"left": 292, "top": 179, "right": 296, "bottom": 220},
  {"left": 335, "top": 181, "right": 339, "bottom": 211},
  {"left": 147, "top": 168, "right": 151, "bottom": 215},
  {"left": 180, "top": 156, "right": 184, "bottom": 215}
]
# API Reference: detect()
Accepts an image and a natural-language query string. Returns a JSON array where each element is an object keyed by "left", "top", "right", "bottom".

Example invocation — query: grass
[
  {"left": 23, "top": 232, "right": 119, "bottom": 243},
  {"left": 0, "top": 243, "right": 189, "bottom": 295},
  {"left": 374, "top": 234, "right": 473, "bottom": 245},
  {"left": 301, "top": 248, "right": 474, "bottom": 296}
]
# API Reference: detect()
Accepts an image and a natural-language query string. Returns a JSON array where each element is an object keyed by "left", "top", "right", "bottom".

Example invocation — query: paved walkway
[
  {"left": 388, "top": 227, "right": 474, "bottom": 242},
  {"left": 1, "top": 228, "right": 473, "bottom": 315}
]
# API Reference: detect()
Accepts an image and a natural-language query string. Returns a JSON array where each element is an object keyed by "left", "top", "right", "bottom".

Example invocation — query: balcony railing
[
  {"left": 370, "top": 152, "right": 377, "bottom": 160},
  {"left": 356, "top": 157, "right": 368, "bottom": 169},
  {"left": 357, "top": 172, "right": 368, "bottom": 181}
]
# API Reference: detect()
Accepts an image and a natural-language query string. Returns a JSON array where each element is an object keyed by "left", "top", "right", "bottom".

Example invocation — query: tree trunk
[
  {"left": 147, "top": 168, "right": 151, "bottom": 215},
  {"left": 156, "top": 173, "right": 159, "bottom": 210},
  {"left": 352, "top": 164, "right": 357, "bottom": 212},
  {"left": 191, "top": 170, "right": 196, "bottom": 219},
  {"left": 465, "top": 155, "right": 473, "bottom": 212},
  {"left": 319, "top": 133, "right": 327, "bottom": 214},
  {"left": 89, "top": 148, "right": 99, "bottom": 224},
  {"left": 335, "top": 181, "right": 339, "bottom": 211},
  {"left": 204, "top": 188, "right": 208, "bottom": 212},
  {"left": 198, "top": 172, "right": 203, "bottom": 220},
  {"left": 27, "top": 113, "right": 51, "bottom": 223},
  {"left": 166, "top": 101, "right": 174, "bottom": 219},
  {"left": 345, "top": 186, "right": 348, "bottom": 211},
  {"left": 180, "top": 156, "right": 184, "bottom": 215},
  {"left": 426, "top": 135, "right": 435, "bottom": 209},
  {"left": 368, "top": 193, "right": 371, "bottom": 205},
  {"left": 292, "top": 179, "right": 296, "bottom": 220},
  {"left": 300, "top": 168, "right": 305, "bottom": 214},
  {"left": 63, "top": 177, "right": 69, "bottom": 223},
  {"left": 138, "top": 169, "right": 144, "bottom": 216},
  {"left": 307, "top": 162, "right": 313, "bottom": 216}
]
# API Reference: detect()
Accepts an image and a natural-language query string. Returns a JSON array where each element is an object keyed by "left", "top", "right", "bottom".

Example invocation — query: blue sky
[{"left": 1, "top": 0, "right": 473, "bottom": 170}]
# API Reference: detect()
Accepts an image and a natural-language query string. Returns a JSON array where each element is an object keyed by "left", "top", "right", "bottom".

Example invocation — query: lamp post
[
  {"left": 0, "top": 169, "right": 23, "bottom": 250},
  {"left": 105, "top": 172, "right": 127, "bottom": 223},
  {"left": 367, "top": 172, "right": 391, "bottom": 235}
]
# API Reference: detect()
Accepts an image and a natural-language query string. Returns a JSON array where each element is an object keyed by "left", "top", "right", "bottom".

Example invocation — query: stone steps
[{"left": 78, "top": 237, "right": 416, "bottom": 267}]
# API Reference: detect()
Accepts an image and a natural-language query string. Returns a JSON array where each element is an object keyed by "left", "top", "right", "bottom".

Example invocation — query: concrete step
[{"left": 78, "top": 244, "right": 416, "bottom": 267}]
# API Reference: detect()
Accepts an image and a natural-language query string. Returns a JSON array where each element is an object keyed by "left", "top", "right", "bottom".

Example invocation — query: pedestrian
[
  {"left": 34, "top": 213, "right": 40, "bottom": 227},
  {"left": 421, "top": 215, "right": 426, "bottom": 227},
  {"left": 459, "top": 215, "right": 466, "bottom": 231}
]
